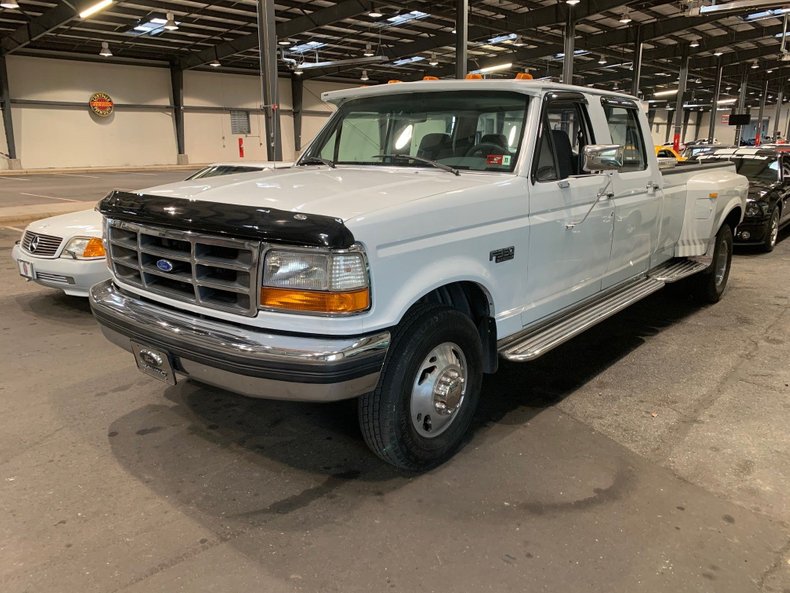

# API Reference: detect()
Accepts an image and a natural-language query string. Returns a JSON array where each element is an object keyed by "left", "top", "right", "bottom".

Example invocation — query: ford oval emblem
[
  {"left": 156, "top": 259, "right": 174, "bottom": 272},
  {"left": 139, "top": 349, "right": 163, "bottom": 367}
]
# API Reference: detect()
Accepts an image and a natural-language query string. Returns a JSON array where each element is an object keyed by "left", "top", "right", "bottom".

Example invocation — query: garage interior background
[{"left": 4, "top": 1, "right": 790, "bottom": 169}]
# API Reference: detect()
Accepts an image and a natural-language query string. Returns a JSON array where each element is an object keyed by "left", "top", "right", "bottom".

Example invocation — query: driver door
[{"left": 524, "top": 94, "right": 615, "bottom": 326}]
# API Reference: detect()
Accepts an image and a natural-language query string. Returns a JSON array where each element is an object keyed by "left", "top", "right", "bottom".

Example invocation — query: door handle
[{"left": 646, "top": 181, "right": 660, "bottom": 192}]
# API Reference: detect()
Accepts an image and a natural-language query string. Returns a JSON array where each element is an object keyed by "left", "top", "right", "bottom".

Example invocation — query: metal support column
[
  {"left": 786, "top": 101, "right": 790, "bottom": 141},
  {"left": 671, "top": 48, "right": 690, "bottom": 152},
  {"left": 631, "top": 25, "right": 643, "bottom": 98},
  {"left": 0, "top": 54, "right": 19, "bottom": 168},
  {"left": 734, "top": 68, "right": 749, "bottom": 146},
  {"left": 562, "top": 8, "right": 575, "bottom": 84},
  {"left": 773, "top": 86, "right": 783, "bottom": 140},
  {"left": 170, "top": 65, "right": 187, "bottom": 165},
  {"left": 707, "top": 58, "right": 723, "bottom": 143},
  {"left": 682, "top": 109, "right": 692, "bottom": 142},
  {"left": 755, "top": 78, "right": 769, "bottom": 146},
  {"left": 455, "top": 0, "right": 468, "bottom": 79},
  {"left": 291, "top": 76, "right": 303, "bottom": 154},
  {"left": 257, "top": 0, "right": 282, "bottom": 160}
]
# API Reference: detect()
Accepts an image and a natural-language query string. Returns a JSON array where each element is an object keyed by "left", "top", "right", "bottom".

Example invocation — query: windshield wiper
[
  {"left": 299, "top": 156, "right": 335, "bottom": 168},
  {"left": 373, "top": 154, "right": 460, "bottom": 176}
]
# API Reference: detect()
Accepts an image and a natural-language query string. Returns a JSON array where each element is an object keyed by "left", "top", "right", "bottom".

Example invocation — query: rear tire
[
  {"left": 358, "top": 304, "right": 483, "bottom": 471},
  {"left": 761, "top": 206, "right": 780, "bottom": 253},
  {"left": 694, "top": 223, "right": 733, "bottom": 304}
]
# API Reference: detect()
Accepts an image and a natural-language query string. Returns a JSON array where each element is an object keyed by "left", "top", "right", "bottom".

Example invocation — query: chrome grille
[
  {"left": 106, "top": 219, "right": 260, "bottom": 316},
  {"left": 21, "top": 231, "right": 62, "bottom": 257}
]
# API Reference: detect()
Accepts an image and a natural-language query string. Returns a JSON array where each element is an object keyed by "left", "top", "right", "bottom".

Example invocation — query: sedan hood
[
  {"left": 139, "top": 166, "right": 490, "bottom": 221},
  {"left": 747, "top": 180, "right": 779, "bottom": 202},
  {"left": 26, "top": 208, "right": 102, "bottom": 238}
]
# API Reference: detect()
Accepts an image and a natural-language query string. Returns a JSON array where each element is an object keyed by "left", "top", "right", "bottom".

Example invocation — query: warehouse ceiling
[{"left": 2, "top": 0, "right": 790, "bottom": 108}]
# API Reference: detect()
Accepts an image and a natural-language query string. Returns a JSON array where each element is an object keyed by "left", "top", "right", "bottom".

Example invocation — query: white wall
[{"left": 2, "top": 56, "right": 351, "bottom": 169}]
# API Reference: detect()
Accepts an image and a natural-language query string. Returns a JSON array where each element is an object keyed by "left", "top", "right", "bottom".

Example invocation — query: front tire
[
  {"left": 358, "top": 304, "right": 483, "bottom": 471},
  {"left": 694, "top": 223, "right": 733, "bottom": 304},
  {"left": 761, "top": 206, "right": 780, "bottom": 252}
]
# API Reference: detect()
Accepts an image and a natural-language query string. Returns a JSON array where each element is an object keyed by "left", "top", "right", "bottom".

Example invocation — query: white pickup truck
[{"left": 90, "top": 80, "right": 747, "bottom": 470}]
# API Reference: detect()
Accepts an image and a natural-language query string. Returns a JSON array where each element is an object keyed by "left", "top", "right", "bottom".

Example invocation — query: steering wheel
[{"left": 464, "top": 143, "right": 507, "bottom": 158}]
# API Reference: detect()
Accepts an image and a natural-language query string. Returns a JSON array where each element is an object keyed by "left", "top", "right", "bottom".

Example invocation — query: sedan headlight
[
  {"left": 745, "top": 200, "right": 768, "bottom": 218},
  {"left": 62, "top": 236, "right": 106, "bottom": 259},
  {"left": 260, "top": 248, "right": 370, "bottom": 314}
]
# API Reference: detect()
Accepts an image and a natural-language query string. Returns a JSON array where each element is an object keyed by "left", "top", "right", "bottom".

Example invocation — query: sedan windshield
[
  {"left": 733, "top": 157, "right": 779, "bottom": 182},
  {"left": 303, "top": 91, "right": 529, "bottom": 173}
]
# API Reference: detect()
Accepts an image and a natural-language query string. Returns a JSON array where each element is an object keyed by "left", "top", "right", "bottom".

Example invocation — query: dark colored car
[{"left": 700, "top": 148, "right": 790, "bottom": 251}]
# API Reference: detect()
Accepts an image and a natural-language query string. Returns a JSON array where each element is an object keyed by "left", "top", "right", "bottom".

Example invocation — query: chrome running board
[
  {"left": 499, "top": 278, "right": 664, "bottom": 362},
  {"left": 649, "top": 258, "right": 708, "bottom": 283}
]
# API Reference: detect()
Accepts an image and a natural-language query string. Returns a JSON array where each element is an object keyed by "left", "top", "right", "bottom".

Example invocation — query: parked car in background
[
  {"left": 11, "top": 162, "right": 283, "bottom": 296},
  {"left": 682, "top": 144, "right": 733, "bottom": 160},
  {"left": 655, "top": 145, "right": 686, "bottom": 161},
  {"left": 700, "top": 147, "right": 790, "bottom": 251}
]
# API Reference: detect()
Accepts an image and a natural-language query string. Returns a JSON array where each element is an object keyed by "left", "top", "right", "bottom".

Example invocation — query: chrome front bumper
[{"left": 89, "top": 280, "right": 390, "bottom": 401}]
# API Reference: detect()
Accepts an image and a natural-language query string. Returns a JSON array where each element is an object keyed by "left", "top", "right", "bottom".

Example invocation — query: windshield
[{"left": 304, "top": 91, "right": 529, "bottom": 173}]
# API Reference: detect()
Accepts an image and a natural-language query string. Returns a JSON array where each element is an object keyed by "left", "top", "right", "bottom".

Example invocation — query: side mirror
[{"left": 583, "top": 144, "right": 624, "bottom": 172}]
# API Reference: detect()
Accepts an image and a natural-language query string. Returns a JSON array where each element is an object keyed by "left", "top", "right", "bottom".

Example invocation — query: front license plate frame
[
  {"left": 131, "top": 341, "right": 177, "bottom": 385},
  {"left": 18, "top": 259, "right": 35, "bottom": 279}
]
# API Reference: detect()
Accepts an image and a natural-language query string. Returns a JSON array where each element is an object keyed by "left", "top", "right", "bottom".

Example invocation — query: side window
[
  {"left": 657, "top": 149, "right": 672, "bottom": 158},
  {"left": 533, "top": 101, "right": 593, "bottom": 182},
  {"left": 782, "top": 158, "right": 790, "bottom": 179},
  {"left": 604, "top": 106, "right": 647, "bottom": 172}
]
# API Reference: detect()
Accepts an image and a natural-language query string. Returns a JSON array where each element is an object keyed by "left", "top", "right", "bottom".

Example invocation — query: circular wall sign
[{"left": 89, "top": 92, "right": 114, "bottom": 117}]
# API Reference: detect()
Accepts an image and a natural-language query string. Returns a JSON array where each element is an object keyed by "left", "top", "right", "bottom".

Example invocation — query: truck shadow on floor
[{"left": 103, "top": 288, "right": 703, "bottom": 533}]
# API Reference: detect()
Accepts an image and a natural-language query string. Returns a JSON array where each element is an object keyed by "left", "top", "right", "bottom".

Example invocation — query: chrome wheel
[
  {"left": 410, "top": 342, "right": 468, "bottom": 438},
  {"left": 768, "top": 208, "right": 780, "bottom": 249},
  {"left": 714, "top": 234, "right": 729, "bottom": 288}
]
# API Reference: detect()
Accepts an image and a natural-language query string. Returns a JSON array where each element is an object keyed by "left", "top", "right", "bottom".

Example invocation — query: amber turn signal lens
[
  {"left": 260, "top": 287, "right": 370, "bottom": 313},
  {"left": 83, "top": 237, "right": 106, "bottom": 258}
]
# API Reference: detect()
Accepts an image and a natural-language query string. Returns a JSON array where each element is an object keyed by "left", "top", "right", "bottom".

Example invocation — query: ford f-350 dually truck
[{"left": 90, "top": 81, "right": 747, "bottom": 470}]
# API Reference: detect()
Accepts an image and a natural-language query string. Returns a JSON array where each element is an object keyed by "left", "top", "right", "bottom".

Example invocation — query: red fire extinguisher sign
[{"left": 238, "top": 137, "right": 245, "bottom": 158}]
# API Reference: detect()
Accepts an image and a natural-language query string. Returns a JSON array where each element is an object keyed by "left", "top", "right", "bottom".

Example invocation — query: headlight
[
  {"left": 260, "top": 248, "right": 370, "bottom": 314},
  {"left": 745, "top": 201, "right": 768, "bottom": 218},
  {"left": 62, "top": 236, "right": 106, "bottom": 259}
]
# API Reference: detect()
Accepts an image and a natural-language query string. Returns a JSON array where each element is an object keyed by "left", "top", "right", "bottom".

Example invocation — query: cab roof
[{"left": 321, "top": 80, "right": 641, "bottom": 106}]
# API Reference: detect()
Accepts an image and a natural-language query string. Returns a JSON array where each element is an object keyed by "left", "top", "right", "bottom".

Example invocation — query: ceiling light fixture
[
  {"left": 79, "top": 0, "right": 113, "bottom": 19},
  {"left": 294, "top": 63, "right": 303, "bottom": 75},
  {"left": 654, "top": 88, "right": 679, "bottom": 97},
  {"left": 429, "top": 52, "right": 438, "bottom": 66},
  {"left": 278, "top": 38, "right": 292, "bottom": 46},
  {"left": 619, "top": 9, "right": 631, "bottom": 24},
  {"left": 714, "top": 49, "right": 723, "bottom": 56},
  {"left": 364, "top": 42, "right": 375, "bottom": 57},
  {"left": 164, "top": 11, "right": 178, "bottom": 31},
  {"left": 598, "top": 54, "right": 607, "bottom": 65},
  {"left": 210, "top": 58, "right": 220, "bottom": 67},
  {"left": 368, "top": 3, "right": 383, "bottom": 18},
  {"left": 689, "top": 39, "right": 699, "bottom": 48},
  {"left": 767, "top": 68, "right": 775, "bottom": 73},
  {"left": 566, "top": 0, "right": 580, "bottom": 5},
  {"left": 473, "top": 62, "right": 513, "bottom": 74},
  {"left": 0, "top": 1, "right": 20, "bottom": 9},
  {"left": 99, "top": 41, "right": 112, "bottom": 57},
  {"left": 360, "top": 69, "right": 369, "bottom": 81},
  {"left": 751, "top": 60, "right": 759, "bottom": 69}
]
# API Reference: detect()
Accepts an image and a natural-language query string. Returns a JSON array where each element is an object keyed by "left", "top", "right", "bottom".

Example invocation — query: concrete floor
[
  {"left": 1, "top": 224, "right": 789, "bottom": 593},
  {"left": 0, "top": 170, "right": 198, "bottom": 208}
]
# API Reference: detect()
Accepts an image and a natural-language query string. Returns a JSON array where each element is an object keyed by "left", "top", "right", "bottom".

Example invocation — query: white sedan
[{"left": 11, "top": 162, "right": 285, "bottom": 297}]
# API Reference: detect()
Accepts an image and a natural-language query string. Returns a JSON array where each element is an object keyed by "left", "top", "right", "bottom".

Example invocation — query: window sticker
[
  {"left": 502, "top": 155, "right": 512, "bottom": 166},
  {"left": 486, "top": 154, "right": 504, "bottom": 165}
]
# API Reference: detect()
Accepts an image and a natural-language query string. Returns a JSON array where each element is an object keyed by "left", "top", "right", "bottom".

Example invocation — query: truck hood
[{"left": 140, "top": 166, "right": 491, "bottom": 221}]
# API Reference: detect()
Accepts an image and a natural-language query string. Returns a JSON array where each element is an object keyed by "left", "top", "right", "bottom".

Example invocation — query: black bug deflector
[{"left": 98, "top": 190, "right": 355, "bottom": 248}]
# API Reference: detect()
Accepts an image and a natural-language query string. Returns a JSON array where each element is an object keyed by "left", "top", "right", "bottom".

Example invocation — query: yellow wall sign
[{"left": 89, "top": 92, "right": 114, "bottom": 117}]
